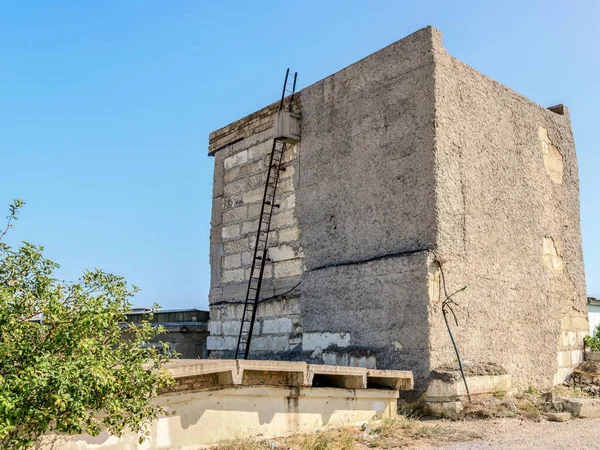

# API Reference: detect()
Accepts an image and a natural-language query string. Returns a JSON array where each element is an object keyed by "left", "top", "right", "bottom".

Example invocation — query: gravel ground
[{"left": 423, "top": 418, "right": 600, "bottom": 450}]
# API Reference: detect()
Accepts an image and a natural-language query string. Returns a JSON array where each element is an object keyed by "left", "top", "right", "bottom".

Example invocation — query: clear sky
[{"left": 1, "top": 1, "right": 598, "bottom": 310}]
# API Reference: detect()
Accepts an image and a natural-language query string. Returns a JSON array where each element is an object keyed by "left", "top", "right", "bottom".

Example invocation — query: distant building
[
  {"left": 126, "top": 308, "right": 209, "bottom": 359},
  {"left": 589, "top": 298, "right": 600, "bottom": 336}
]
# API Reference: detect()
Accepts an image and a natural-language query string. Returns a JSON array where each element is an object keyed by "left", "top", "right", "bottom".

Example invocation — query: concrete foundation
[
  {"left": 207, "top": 26, "right": 588, "bottom": 390},
  {"left": 38, "top": 360, "right": 412, "bottom": 449}
]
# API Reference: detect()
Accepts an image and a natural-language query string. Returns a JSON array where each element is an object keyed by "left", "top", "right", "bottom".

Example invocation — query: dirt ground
[{"left": 420, "top": 418, "right": 600, "bottom": 450}]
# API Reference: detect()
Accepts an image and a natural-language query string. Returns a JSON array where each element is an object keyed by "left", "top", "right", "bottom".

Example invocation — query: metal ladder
[{"left": 235, "top": 69, "right": 298, "bottom": 360}]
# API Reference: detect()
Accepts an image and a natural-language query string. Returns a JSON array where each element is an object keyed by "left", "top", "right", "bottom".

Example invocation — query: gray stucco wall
[
  {"left": 296, "top": 27, "right": 438, "bottom": 387},
  {"left": 429, "top": 29, "right": 588, "bottom": 386}
]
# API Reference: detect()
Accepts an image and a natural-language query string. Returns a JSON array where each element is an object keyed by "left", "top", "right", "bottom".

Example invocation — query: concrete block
[
  {"left": 302, "top": 332, "right": 351, "bottom": 351},
  {"left": 208, "top": 320, "right": 222, "bottom": 336},
  {"left": 207, "top": 335, "right": 236, "bottom": 351},
  {"left": 222, "top": 320, "right": 241, "bottom": 336},
  {"left": 251, "top": 335, "right": 290, "bottom": 351},
  {"left": 262, "top": 318, "right": 293, "bottom": 334},
  {"left": 224, "top": 150, "right": 248, "bottom": 170}
]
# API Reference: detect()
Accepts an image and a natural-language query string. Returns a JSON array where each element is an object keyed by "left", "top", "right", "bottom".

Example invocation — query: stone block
[
  {"left": 273, "top": 259, "right": 303, "bottom": 278},
  {"left": 262, "top": 318, "right": 293, "bottom": 334},
  {"left": 224, "top": 150, "right": 248, "bottom": 170},
  {"left": 270, "top": 210, "right": 295, "bottom": 229},
  {"left": 546, "top": 412, "right": 571, "bottom": 422},
  {"left": 222, "top": 269, "right": 244, "bottom": 284},
  {"left": 241, "top": 251, "right": 253, "bottom": 266},
  {"left": 221, "top": 224, "right": 240, "bottom": 240},
  {"left": 561, "top": 397, "right": 600, "bottom": 418},
  {"left": 223, "top": 254, "right": 241, "bottom": 270},
  {"left": 223, "top": 206, "right": 248, "bottom": 224},
  {"left": 268, "top": 245, "right": 297, "bottom": 262},
  {"left": 302, "top": 332, "right": 351, "bottom": 351},
  {"left": 241, "top": 219, "right": 259, "bottom": 235},
  {"left": 278, "top": 226, "right": 299, "bottom": 243},
  {"left": 243, "top": 188, "right": 263, "bottom": 204},
  {"left": 224, "top": 237, "right": 252, "bottom": 254}
]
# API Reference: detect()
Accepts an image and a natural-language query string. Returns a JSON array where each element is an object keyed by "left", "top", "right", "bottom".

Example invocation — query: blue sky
[{"left": 1, "top": 1, "right": 598, "bottom": 310}]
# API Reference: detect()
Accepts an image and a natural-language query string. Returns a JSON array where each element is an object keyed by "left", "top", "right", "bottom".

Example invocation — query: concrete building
[
  {"left": 588, "top": 297, "right": 600, "bottom": 336},
  {"left": 127, "top": 309, "right": 209, "bottom": 359},
  {"left": 207, "top": 26, "right": 588, "bottom": 390}
]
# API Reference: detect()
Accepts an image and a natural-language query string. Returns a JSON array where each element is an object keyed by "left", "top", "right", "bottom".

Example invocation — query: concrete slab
[
  {"left": 40, "top": 386, "right": 399, "bottom": 449},
  {"left": 162, "top": 359, "right": 413, "bottom": 392}
]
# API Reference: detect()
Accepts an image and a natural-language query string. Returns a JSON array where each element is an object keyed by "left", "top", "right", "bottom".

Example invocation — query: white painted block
[
  {"left": 262, "top": 318, "right": 293, "bottom": 334},
  {"left": 302, "top": 332, "right": 351, "bottom": 351}
]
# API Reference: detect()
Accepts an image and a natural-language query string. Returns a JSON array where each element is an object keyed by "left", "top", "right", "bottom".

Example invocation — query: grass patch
[
  {"left": 369, "top": 415, "right": 481, "bottom": 449},
  {"left": 214, "top": 435, "right": 268, "bottom": 450}
]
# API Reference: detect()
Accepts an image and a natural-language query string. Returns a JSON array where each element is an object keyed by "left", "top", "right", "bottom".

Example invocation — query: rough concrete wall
[
  {"left": 296, "top": 27, "right": 438, "bottom": 385},
  {"left": 429, "top": 30, "right": 588, "bottom": 387},
  {"left": 208, "top": 120, "right": 304, "bottom": 356},
  {"left": 301, "top": 252, "right": 432, "bottom": 386},
  {"left": 298, "top": 27, "right": 438, "bottom": 270}
]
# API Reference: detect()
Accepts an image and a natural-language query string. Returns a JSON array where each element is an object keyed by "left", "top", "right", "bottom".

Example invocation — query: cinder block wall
[{"left": 207, "top": 26, "right": 588, "bottom": 389}]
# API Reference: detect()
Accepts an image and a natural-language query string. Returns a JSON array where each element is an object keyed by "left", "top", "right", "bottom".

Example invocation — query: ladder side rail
[
  {"left": 242, "top": 140, "right": 286, "bottom": 359},
  {"left": 235, "top": 138, "right": 282, "bottom": 358}
]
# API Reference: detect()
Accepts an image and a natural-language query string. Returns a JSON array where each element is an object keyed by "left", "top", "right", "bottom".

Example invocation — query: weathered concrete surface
[
  {"left": 430, "top": 27, "right": 588, "bottom": 387},
  {"left": 206, "top": 26, "right": 587, "bottom": 391},
  {"left": 39, "top": 360, "right": 410, "bottom": 449}
]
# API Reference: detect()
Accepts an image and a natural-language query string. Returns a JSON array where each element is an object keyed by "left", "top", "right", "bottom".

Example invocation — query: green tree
[{"left": 0, "top": 200, "right": 174, "bottom": 449}]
